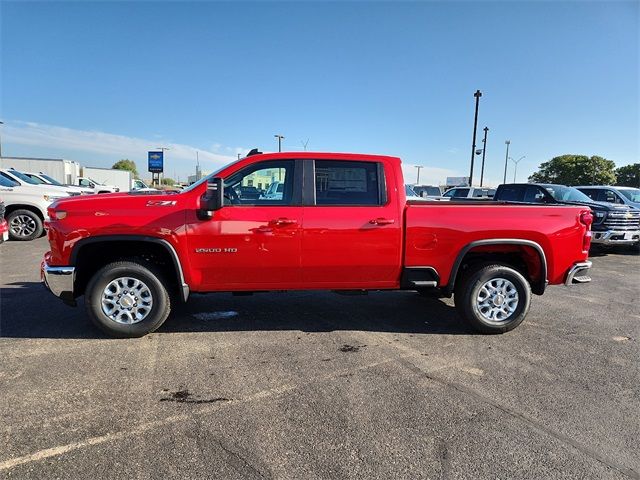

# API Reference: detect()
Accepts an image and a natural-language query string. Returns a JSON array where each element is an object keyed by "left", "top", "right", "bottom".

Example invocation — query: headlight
[
  {"left": 594, "top": 211, "right": 605, "bottom": 218},
  {"left": 43, "top": 195, "right": 66, "bottom": 202}
]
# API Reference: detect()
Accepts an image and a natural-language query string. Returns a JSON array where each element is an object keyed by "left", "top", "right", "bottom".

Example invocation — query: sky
[{"left": 1, "top": 0, "right": 638, "bottom": 185}]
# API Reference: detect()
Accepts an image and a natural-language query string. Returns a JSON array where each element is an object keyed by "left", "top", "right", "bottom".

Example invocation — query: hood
[{"left": 560, "top": 199, "right": 630, "bottom": 212}]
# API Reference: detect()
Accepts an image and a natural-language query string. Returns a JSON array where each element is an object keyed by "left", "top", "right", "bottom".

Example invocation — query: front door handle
[
  {"left": 270, "top": 218, "right": 298, "bottom": 226},
  {"left": 369, "top": 217, "right": 395, "bottom": 225}
]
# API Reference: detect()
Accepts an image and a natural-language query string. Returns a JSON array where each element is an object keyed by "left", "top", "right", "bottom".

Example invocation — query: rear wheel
[
  {"left": 85, "top": 260, "right": 171, "bottom": 337},
  {"left": 454, "top": 264, "right": 531, "bottom": 334},
  {"left": 7, "top": 209, "right": 43, "bottom": 241}
]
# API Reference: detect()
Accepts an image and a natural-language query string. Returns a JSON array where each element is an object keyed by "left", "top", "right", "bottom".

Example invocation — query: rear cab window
[{"left": 313, "top": 160, "right": 386, "bottom": 206}]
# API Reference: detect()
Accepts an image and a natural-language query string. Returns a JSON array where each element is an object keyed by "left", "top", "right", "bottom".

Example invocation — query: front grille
[
  {"left": 0, "top": 202, "right": 5, "bottom": 221},
  {"left": 603, "top": 211, "right": 640, "bottom": 230}
]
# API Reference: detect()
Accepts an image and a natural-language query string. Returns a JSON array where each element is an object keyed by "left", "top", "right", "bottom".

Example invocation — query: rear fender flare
[{"left": 446, "top": 239, "right": 547, "bottom": 295}]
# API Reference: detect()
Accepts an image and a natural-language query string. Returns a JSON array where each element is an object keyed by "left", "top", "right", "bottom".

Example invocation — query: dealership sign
[{"left": 148, "top": 151, "right": 164, "bottom": 173}]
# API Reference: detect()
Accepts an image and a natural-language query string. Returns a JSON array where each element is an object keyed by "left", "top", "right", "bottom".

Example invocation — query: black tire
[
  {"left": 454, "top": 264, "right": 531, "bottom": 334},
  {"left": 7, "top": 209, "right": 43, "bottom": 241},
  {"left": 85, "top": 260, "right": 171, "bottom": 338}
]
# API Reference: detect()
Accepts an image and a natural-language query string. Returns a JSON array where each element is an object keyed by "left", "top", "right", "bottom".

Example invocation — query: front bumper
[
  {"left": 41, "top": 258, "right": 76, "bottom": 305},
  {"left": 565, "top": 261, "right": 592, "bottom": 286},
  {"left": 591, "top": 229, "right": 640, "bottom": 245}
]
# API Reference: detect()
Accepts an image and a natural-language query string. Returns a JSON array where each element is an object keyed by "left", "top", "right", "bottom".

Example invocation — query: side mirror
[
  {"left": 89, "top": 182, "right": 96, "bottom": 188},
  {"left": 198, "top": 177, "right": 223, "bottom": 219}
]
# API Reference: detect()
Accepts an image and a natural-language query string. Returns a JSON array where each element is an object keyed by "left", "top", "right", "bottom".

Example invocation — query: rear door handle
[
  {"left": 369, "top": 218, "right": 395, "bottom": 225},
  {"left": 270, "top": 218, "right": 298, "bottom": 226}
]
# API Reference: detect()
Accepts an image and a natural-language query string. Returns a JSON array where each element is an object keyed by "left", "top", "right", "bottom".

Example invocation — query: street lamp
[
  {"left": 503, "top": 140, "right": 510, "bottom": 184},
  {"left": 469, "top": 89, "right": 482, "bottom": 186},
  {"left": 415, "top": 165, "right": 423, "bottom": 184},
  {"left": 510, "top": 155, "right": 526, "bottom": 183},
  {"left": 274, "top": 134, "right": 285, "bottom": 152},
  {"left": 480, "top": 127, "right": 489, "bottom": 187}
]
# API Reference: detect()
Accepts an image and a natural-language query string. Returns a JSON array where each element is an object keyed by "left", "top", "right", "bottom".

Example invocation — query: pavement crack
[{"left": 216, "top": 440, "right": 268, "bottom": 479}]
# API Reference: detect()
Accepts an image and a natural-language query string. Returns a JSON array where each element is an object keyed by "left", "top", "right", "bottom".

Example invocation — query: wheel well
[
  {"left": 73, "top": 240, "right": 182, "bottom": 299},
  {"left": 4, "top": 204, "right": 45, "bottom": 221},
  {"left": 450, "top": 244, "right": 546, "bottom": 295}
]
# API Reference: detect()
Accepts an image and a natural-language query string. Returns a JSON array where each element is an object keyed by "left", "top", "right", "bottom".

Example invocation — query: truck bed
[{"left": 404, "top": 202, "right": 590, "bottom": 287}]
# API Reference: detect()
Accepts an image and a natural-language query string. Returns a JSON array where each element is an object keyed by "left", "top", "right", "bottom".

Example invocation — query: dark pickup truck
[{"left": 494, "top": 183, "right": 640, "bottom": 246}]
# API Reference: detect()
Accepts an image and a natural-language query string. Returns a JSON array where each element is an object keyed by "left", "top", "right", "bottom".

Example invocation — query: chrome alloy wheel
[
  {"left": 101, "top": 277, "right": 153, "bottom": 324},
  {"left": 476, "top": 278, "right": 519, "bottom": 322},
  {"left": 10, "top": 215, "right": 37, "bottom": 237}
]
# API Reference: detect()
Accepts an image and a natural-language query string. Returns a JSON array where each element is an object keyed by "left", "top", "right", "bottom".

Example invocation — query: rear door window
[
  {"left": 314, "top": 160, "right": 384, "bottom": 206},
  {"left": 497, "top": 185, "right": 525, "bottom": 201}
]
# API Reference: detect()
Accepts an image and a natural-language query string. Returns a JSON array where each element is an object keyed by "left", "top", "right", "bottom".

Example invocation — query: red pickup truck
[{"left": 42, "top": 151, "right": 593, "bottom": 337}]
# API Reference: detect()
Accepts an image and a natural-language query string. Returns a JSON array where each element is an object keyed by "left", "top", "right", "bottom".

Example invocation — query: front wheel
[
  {"left": 454, "top": 264, "right": 531, "bottom": 334},
  {"left": 85, "top": 260, "right": 171, "bottom": 337},
  {"left": 7, "top": 209, "right": 43, "bottom": 241}
]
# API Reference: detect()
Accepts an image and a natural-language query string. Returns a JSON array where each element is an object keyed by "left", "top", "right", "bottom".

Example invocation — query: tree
[
  {"left": 112, "top": 159, "right": 138, "bottom": 177},
  {"left": 528, "top": 155, "right": 616, "bottom": 186},
  {"left": 161, "top": 177, "right": 175, "bottom": 186},
  {"left": 615, "top": 163, "right": 640, "bottom": 187}
]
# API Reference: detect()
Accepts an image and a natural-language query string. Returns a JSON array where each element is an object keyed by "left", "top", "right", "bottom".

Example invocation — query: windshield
[
  {"left": 89, "top": 178, "right": 104, "bottom": 185},
  {"left": 40, "top": 174, "right": 64, "bottom": 186},
  {"left": 8, "top": 170, "right": 39, "bottom": 185},
  {"left": 405, "top": 185, "right": 419, "bottom": 197},
  {"left": 0, "top": 175, "right": 19, "bottom": 187},
  {"left": 618, "top": 188, "right": 640, "bottom": 202},
  {"left": 544, "top": 185, "right": 593, "bottom": 202},
  {"left": 181, "top": 158, "right": 240, "bottom": 193},
  {"left": 24, "top": 173, "right": 47, "bottom": 184}
]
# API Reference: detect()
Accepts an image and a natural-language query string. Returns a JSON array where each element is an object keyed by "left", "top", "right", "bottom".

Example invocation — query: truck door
[
  {"left": 187, "top": 159, "right": 303, "bottom": 290},
  {"left": 301, "top": 159, "right": 402, "bottom": 288}
]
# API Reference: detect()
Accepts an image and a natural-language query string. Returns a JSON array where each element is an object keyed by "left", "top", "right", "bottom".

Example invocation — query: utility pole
[
  {"left": 511, "top": 155, "right": 526, "bottom": 183},
  {"left": 0, "top": 121, "right": 4, "bottom": 158},
  {"left": 274, "top": 134, "right": 285, "bottom": 152},
  {"left": 469, "top": 90, "right": 482, "bottom": 186},
  {"left": 155, "top": 147, "right": 170, "bottom": 187},
  {"left": 480, "top": 127, "right": 489, "bottom": 187},
  {"left": 503, "top": 140, "right": 510, "bottom": 184},
  {"left": 415, "top": 165, "right": 423, "bottom": 184}
]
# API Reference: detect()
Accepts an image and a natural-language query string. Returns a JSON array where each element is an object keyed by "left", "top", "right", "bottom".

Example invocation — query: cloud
[{"left": 2, "top": 120, "right": 243, "bottom": 172}]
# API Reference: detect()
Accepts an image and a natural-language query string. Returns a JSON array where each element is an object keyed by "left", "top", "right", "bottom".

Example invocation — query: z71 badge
[{"left": 195, "top": 248, "right": 238, "bottom": 253}]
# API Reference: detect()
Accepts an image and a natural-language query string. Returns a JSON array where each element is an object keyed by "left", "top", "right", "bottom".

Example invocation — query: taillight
[
  {"left": 580, "top": 211, "right": 593, "bottom": 228},
  {"left": 580, "top": 211, "right": 593, "bottom": 251}
]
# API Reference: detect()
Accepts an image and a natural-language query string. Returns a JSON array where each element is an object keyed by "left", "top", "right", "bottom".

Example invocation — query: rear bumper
[
  {"left": 41, "top": 257, "right": 76, "bottom": 304},
  {"left": 565, "top": 261, "right": 592, "bottom": 286},
  {"left": 591, "top": 229, "right": 640, "bottom": 245}
]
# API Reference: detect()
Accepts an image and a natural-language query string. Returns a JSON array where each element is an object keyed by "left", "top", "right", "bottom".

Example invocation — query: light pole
[
  {"left": 503, "top": 140, "right": 510, "bottom": 184},
  {"left": 155, "top": 147, "right": 170, "bottom": 187},
  {"left": 274, "top": 134, "right": 285, "bottom": 152},
  {"left": 415, "top": 165, "right": 423, "bottom": 184},
  {"left": 469, "top": 89, "right": 482, "bottom": 186},
  {"left": 480, "top": 127, "right": 489, "bottom": 187},
  {"left": 510, "top": 155, "right": 526, "bottom": 183},
  {"left": 0, "top": 121, "right": 4, "bottom": 158}
]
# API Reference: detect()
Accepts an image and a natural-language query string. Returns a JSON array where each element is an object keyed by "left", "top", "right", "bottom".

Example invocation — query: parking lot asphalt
[{"left": 0, "top": 238, "right": 638, "bottom": 479}]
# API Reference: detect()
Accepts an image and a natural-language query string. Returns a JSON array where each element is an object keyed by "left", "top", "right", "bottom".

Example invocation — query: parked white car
[
  {"left": 440, "top": 186, "right": 496, "bottom": 200},
  {"left": 77, "top": 176, "right": 119, "bottom": 194},
  {"left": 0, "top": 174, "right": 70, "bottom": 241},
  {"left": 260, "top": 181, "right": 284, "bottom": 200},
  {"left": 22, "top": 171, "right": 94, "bottom": 195},
  {"left": 1, "top": 168, "right": 83, "bottom": 197},
  {"left": 131, "top": 178, "right": 157, "bottom": 192}
]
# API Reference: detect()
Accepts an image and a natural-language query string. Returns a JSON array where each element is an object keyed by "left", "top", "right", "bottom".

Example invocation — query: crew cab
[
  {"left": 42, "top": 152, "right": 593, "bottom": 338},
  {"left": 494, "top": 183, "right": 640, "bottom": 246}
]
